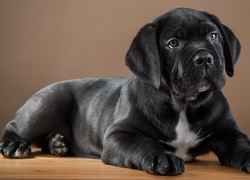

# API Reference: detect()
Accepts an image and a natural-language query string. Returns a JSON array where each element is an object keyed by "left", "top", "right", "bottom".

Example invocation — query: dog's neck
[{"left": 159, "top": 78, "right": 187, "bottom": 111}]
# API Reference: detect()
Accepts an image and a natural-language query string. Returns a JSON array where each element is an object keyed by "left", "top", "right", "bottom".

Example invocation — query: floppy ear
[
  {"left": 207, "top": 14, "right": 241, "bottom": 77},
  {"left": 125, "top": 23, "right": 161, "bottom": 88}
]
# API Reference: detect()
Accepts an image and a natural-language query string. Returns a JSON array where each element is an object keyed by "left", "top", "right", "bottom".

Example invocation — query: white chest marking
[{"left": 168, "top": 111, "right": 202, "bottom": 162}]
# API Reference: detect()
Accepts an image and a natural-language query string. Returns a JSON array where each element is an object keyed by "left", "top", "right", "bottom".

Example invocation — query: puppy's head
[{"left": 126, "top": 8, "right": 241, "bottom": 108}]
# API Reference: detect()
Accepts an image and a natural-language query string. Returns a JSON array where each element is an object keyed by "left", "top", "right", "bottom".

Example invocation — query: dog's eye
[
  {"left": 209, "top": 33, "right": 217, "bottom": 41},
  {"left": 167, "top": 39, "right": 179, "bottom": 48}
]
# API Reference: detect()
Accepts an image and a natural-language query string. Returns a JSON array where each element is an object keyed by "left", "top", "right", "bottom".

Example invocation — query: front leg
[
  {"left": 101, "top": 132, "right": 184, "bottom": 176},
  {"left": 211, "top": 128, "right": 250, "bottom": 173}
]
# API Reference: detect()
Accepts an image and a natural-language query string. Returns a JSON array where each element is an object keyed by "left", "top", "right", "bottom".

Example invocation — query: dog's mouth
[{"left": 172, "top": 80, "right": 214, "bottom": 102}]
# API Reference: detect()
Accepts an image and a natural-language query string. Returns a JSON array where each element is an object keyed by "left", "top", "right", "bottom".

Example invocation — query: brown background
[{"left": 0, "top": 0, "right": 249, "bottom": 136}]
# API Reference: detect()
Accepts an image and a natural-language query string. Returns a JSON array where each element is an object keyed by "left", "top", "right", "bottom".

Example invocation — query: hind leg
[{"left": 0, "top": 83, "right": 73, "bottom": 158}]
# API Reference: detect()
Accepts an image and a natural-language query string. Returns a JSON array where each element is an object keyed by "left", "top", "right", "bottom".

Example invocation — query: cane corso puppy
[{"left": 0, "top": 8, "right": 249, "bottom": 175}]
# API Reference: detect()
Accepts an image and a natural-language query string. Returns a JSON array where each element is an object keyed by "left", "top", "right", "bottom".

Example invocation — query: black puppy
[{"left": 0, "top": 8, "right": 249, "bottom": 176}]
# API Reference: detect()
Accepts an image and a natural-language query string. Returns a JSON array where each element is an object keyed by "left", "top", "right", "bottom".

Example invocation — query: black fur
[{"left": 0, "top": 8, "right": 249, "bottom": 175}]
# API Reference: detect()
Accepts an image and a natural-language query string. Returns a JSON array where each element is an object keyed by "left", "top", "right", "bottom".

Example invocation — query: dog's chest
[{"left": 163, "top": 111, "right": 202, "bottom": 162}]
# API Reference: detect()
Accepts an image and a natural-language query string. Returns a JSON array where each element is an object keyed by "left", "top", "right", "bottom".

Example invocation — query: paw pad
[{"left": 49, "top": 133, "right": 69, "bottom": 156}]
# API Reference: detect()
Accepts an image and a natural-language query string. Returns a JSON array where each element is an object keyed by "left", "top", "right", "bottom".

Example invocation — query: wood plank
[{"left": 0, "top": 149, "right": 249, "bottom": 179}]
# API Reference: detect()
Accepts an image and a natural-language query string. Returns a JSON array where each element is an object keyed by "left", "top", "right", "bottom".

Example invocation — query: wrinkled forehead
[
  {"left": 154, "top": 8, "right": 218, "bottom": 39},
  {"left": 154, "top": 8, "right": 209, "bottom": 24}
]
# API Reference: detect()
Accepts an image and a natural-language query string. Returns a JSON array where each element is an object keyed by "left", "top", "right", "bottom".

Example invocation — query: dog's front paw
[
  {"left": 0, "top": 138, "right": 31, "bottom": 158},
  {"left": 49, "top": 133, "right": 69, "bottom": 157},
  {"left": 242, "top": 163, "right": 250, "bottom": 173},
  {"left": 220, "top": 150, "right": 250, "bottom": 174},
  {"left": 142, "top": 152, "right": 185, "bottom": 176},
  {"left": 241, "top": 153, "right": 250, "bottom": 173}
]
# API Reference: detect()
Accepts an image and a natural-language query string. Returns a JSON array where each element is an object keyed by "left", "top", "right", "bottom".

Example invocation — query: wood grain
[{"left": 0, "top": 149, "right": 249, "bottom": 180}]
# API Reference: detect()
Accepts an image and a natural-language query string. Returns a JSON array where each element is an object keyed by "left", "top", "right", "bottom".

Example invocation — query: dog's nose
[{"left": 193, "top": 52, "right": 214, "bottom": 69}]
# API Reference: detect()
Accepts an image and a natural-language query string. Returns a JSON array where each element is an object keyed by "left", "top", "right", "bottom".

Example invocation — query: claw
[{"left": 147, "top": 162, "right": 156, "bottom": 174}]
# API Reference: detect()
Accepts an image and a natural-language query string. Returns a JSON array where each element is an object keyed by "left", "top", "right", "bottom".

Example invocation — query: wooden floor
[{"left": 0, "top": 149, "right": 249, "bottom": 180}]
